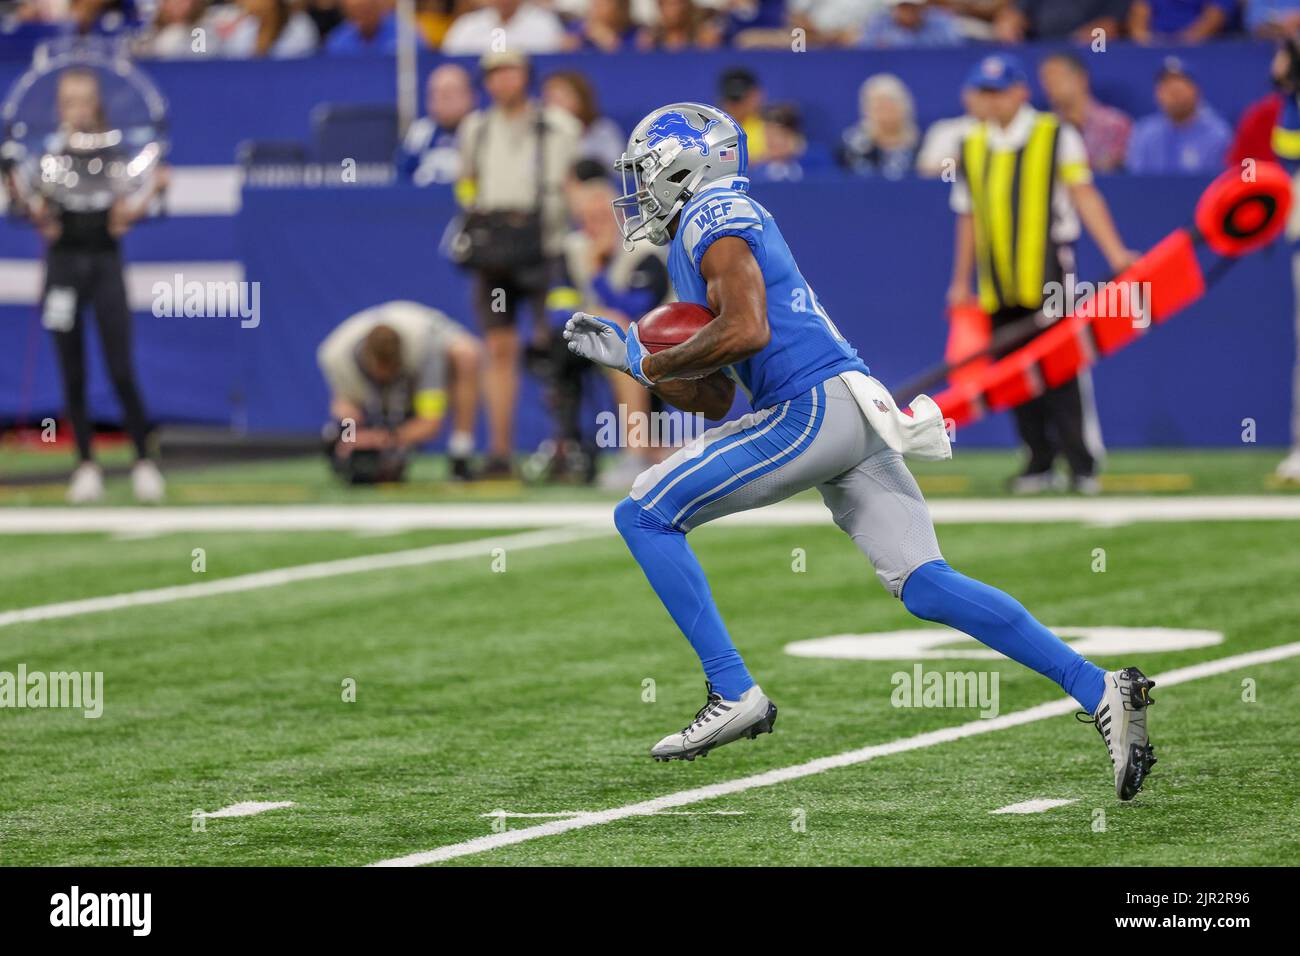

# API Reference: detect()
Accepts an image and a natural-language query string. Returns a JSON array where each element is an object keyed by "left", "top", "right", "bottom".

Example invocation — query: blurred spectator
[
  {"left": 718, "top": 66, "right": 767, "bottom": 160},
  {"left": 861, "top": 0, "right": 964, "bottom": 46},
  {"left": 1247, "top": 0, "right": 1300, "bottom": 38},
  {"left": 220, "top": 0, "right": 320, "bottom": 57},
  {"left": 134, "top": 0, "right": 212, "bottom": 57},
  {"left": 994, "top": 0, "right": 1129, "bottom": 41},
  {"left": 1228, "top": 91, "right": 1281, "bottom": 166},
  {"left": 455, "top": 51, "right": 580, "bottom": 477},
  {"left": 789, "top": 0, "right": 885, "bottom": 46},
  {"left": 1127, "top": 0, "right": 1232, "bottom": 42},
  {"left": 539, "top": 174, "right": 673, "bottom": 486},
  {"left": 325, "top": 0, "right": 424, "bottom": 52},
  {"left": 916, "top": 84, "right": 985, "bottom": 177},
  {"left": 724, "top": 0, "right": 790, "bottom": 45},
  {"left": 398, "top": 63, "right": 475, "bottom": 186},
  {"left": 304, "top": 0, "right": 344, "bottom": 37},
  {"left": 948, "top": 52, "right": 1136, "bottom": 493},
  {"left": 929, "top": 0, "right": 1007, "bottom": 40},
  {"left": 839, "top": 73, "right": 919, "bottom": 178},
  {"left": 317, "top": 301, "right": 483, "bottom": 484},
  {"left": 415, "top": 0, "right": 457, "bottom": 46},
  {"left": 1039, "top": 51, "right": 1131, "bottom": 174},
  {"left": 1126, "top": 57, "right": 1231, "bottom": 173},
  {"left": 563, "top": 0, "right": 638, "bottom": 49},
  {"left": 752, "top": 102, "right": 834, "bottom": 181},
  {"left": 542, "top": 70, "right": 626, "bottom": 168},
  {"left": 42, "top": 0, "right": 143, "bottom": 37},
  {"left": 1226, "top": 44, "right": 1296, "bottom": 166},
  {"left": 442, "top": 0, "right": 566, "bottom": 54},
  {"left": 635, "top": 0, "right": 724, "bottom": 49}
]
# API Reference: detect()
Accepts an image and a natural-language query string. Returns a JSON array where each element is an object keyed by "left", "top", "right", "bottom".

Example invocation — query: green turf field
[{"left": 2, "top": 458, "right": 1298, "bottom": 864}]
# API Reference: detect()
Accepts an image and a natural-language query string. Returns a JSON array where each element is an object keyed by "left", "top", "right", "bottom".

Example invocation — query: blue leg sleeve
[
  {"left": 901, "top": 559, "right": 1105, "bottom": 712},
  {"left": 614, "top": 497, "right": 754, "bottom": 700}
]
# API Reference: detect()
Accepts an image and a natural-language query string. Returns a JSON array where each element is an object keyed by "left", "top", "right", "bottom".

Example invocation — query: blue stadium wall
[{"left": 0, "top": 43, "right": 1293, "bottom": 449}]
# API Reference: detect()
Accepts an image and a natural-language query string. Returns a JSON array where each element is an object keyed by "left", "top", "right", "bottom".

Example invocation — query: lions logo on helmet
[
  {"left": 643, "top": 113, "right": 720, "bottom": 156},
  {"left": 612, "top": 102, "right": 747, "bottom": 247}
]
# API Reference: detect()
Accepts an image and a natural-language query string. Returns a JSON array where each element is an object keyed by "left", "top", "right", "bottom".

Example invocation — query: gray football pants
[{"left": 627, "top": 374, "right": 944, "bottom": 596}]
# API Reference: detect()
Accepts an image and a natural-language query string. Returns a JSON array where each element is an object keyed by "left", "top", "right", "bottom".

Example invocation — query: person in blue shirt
[
  {"left": 325, "top": 0, "right": 428, "bottom": 54},
  {"left": 1126, "top": 57, "right": 1231, "bottom": 173},
  {"left": 861, "top": 0, "right": 964, "bottom": 48},
  {"left": 750, "top": 102, "right": 835, "bottom": 183},
  {"left": 563, "top": 102, "right": 1157, "bottom": 801},
  {"left": 396, "top": 64, "right": 475, "bottom": 187},
  {"left": 1127, "top": 0, "right": 1234, "bottom": 42}
]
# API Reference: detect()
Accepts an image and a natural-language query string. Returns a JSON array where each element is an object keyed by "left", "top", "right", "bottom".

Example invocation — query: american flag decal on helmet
[{"left": 719, "top": 146, "right": 737, "bottom": 162}]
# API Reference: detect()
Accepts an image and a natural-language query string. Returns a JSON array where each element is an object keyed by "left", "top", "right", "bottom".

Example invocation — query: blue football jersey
[{"left": 666, "top": 177, "right": 869, "bottom": 410}]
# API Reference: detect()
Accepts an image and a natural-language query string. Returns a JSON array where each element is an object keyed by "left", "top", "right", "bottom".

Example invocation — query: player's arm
[
  {"left": 651, "top": 371, "right": 736, "bottom": 420},
  {"left": 641, "top": 236, "right": 770, "bottom": 384}
]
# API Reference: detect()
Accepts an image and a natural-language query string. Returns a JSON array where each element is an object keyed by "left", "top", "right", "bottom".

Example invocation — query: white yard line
[
  {"left": 991, "top": 799, "right": 1078, "bottom": 814},
  {"left": 369, "top": 641, "right": 1300, "bottom": 867},
  {"left": 198, "top": 801, "right": 295, "bottom": 819},
  {"left": 3, "top": 497, "right": 1300, "bottom": 536},
  {"left": 0, "top": 527, "right": 604, "bottom": 631}
]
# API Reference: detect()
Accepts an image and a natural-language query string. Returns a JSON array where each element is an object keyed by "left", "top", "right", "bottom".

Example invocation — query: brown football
[{"left": 636, "top": 301, "right": 716, "bottom": 352}]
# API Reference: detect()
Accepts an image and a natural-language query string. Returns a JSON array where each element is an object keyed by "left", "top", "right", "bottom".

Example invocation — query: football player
[{"left": 564, "top": 103, "right": 1156, "bottom": 799}]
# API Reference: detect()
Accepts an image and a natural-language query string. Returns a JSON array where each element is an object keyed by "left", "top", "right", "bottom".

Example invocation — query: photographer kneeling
[{"left": 317, "top": 301, "right": 482, "bottom": 483}]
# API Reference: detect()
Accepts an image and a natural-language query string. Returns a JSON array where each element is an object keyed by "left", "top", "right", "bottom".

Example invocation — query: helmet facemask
[{"left": 612, "top": 139, "right": 697, "bottom": 247}]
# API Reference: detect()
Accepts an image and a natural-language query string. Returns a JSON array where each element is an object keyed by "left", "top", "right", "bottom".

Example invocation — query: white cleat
[
  {"left": 1080, "top": 667, "right": 1157, "bottom": 801},
  {"left": 67, "top": 462, "right": 104, "bottom": 504},
  {"left": 651, "top": 684, "right": 778, "bottom": 762},
  {"left": 131, "top": 459, "right": 166, "bottom": 503}
]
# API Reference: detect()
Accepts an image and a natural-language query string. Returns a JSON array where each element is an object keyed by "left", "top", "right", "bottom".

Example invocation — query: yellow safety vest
[{"left": 963, "top": 112, "right": 1061, "bottom": 314}]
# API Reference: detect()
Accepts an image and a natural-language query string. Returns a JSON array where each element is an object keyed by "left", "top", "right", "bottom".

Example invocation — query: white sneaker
[
  {"left": 1276, "top": 449, "right": 1300, "bottom": 484},
  {"left": 1009, "top": 470, "right": 1066, "bottom": 495},
  {"left": 651, "top": 684, "right": 778, "bottom": 761},
  {"left": 1080, "top": 667, "right": 1157, "bottom": 801},
  {"left": 67, "top": 462, "right": 104, "bottom": 504},
  {"left": 598, "top": 453, "right": 649, "bottom": 492},
  {"left": 131, "top": 460, "right": 166, "bottom": 503},
  {"left": 1072, "top": 475, "right": 1102, "bottom": 496}
]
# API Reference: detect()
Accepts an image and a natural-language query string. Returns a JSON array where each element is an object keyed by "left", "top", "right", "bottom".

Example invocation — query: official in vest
[{"left": 948, "top": 53, "right": 1138, "bottom": 495}]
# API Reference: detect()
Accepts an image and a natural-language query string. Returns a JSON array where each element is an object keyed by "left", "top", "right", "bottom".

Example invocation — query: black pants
[
  {"left": 472, "top": 261, "right": 553, "bottom": 336},
  {"left": 43, "top": 247, "right": 151, "bottom": 461},
  {"left": 992, "top": 303, "right": 1099, "bottom": 479}
]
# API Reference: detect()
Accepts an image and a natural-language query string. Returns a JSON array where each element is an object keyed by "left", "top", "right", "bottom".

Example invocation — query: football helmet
[{"left": 612, "top": 102, "right": 747, "bottom": 246}]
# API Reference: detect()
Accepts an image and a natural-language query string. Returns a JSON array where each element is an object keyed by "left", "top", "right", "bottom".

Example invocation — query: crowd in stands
[
  {"left": 4, "top": 0, "right": 1300, "bottom": 59},
  {"left": 397, "top": 49, "right": 1250, "bottom": 183},
  {"left": 0, "top": 0, "right": 1283, "bottom": 179}
]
